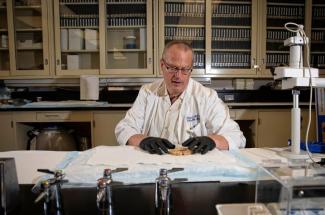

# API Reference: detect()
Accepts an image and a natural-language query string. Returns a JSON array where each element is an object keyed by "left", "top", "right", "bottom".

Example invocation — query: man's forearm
[
  {"left": 208, "top": 134, "right": 229, "bottom": 150},
  {"left": 127, "top": 134, "right": 147, "bottom": 146}
]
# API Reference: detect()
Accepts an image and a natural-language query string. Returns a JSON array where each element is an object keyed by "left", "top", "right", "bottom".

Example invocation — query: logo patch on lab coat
[{"left": 186, "top": 114, "right": 200, "bottom": 123}]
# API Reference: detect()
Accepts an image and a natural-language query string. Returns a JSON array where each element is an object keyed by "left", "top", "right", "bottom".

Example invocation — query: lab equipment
[
  {"left": 273, "top": 23, "right": 325, "bottom": 159},
  {"left": 255, "top": 163, "right": 325, "bottom": 215},
  {"left": 155, "top": 168, "right": 186, "bottom": 215},
  {"left": 96, "top": 168, "right": 128, "bottom": 215},
  {"left": 32, "top": 169, "right": 67, "bottom": 215}
]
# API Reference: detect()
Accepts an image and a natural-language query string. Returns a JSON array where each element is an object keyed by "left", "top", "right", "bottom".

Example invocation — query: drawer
[
  {"left": 35, "top": 111, "right": 92, "bottom": 122},
  {"left": 36, "top": 112, "right": 71, "bottom": 121}
]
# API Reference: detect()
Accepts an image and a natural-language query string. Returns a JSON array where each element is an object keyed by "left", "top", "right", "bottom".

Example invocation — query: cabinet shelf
[
  {"left": 61, "top": 49, "right": 99, "bottom": 53},
  {"left": 61, "top": 26, "right": 99, "bottom": 29},
  {"left": 106, "top": 2, "right": 146, "bottom": 5},
  {"left": 107, "top": 49, "right": 146, "bottom": 52},
  {"left": 106, "top": 25, "right": 146, "bottom": 29},
  {"left": 311, "top": 51, "right": 325, "bottom": 54},
  {"left": 0, "top": 48, "right": 8, "bottom": 50},
  {"left": 0, "top": 29, "right": 8, "bottom": 32},
  {"left": 313, "top": 4, "right": 325, "bottom": 7},
  {"left": 17, "top": 47, "right": 43, "bottom": 50},
  {"left": 0, "top": 6, "right": 7, "bottom": 9},
  {"left": 165, "top": 13, "right": 205, "bottom": 17},
  {"left": 165, "top": 36, "right": 204, "bottom": 41},
  {"left": 107, "top": 14, "right": 146, "bottom": 18},
  {"left": 266, "top": 50, "right": 289, "bottom": 54},
  {"left": 312, "top": 28, "right": 325, "bottom": 30},
  {"left": 267, "top": 16, "right": 304, "bottom": 19},
  {"left": 212, "top": 1, "right": 251, "bottom": 5},
  {"left": 313, "top": 17, "right": 325, "bottom": 20},
  {"left": 15, "top": 5, "right": 42, "bottom": 9},
  {"left": 165, "top": 24, "right": 204, "bottom": 28},
  {"left": 60, "top": 2, "right": 99, "bottom": 5},
  {"left": 193, "top": 48, "right": 205, "bottom": 51},
  {"left": 61, "top": 15, "right": 99, "bottom": 18},
  {"left": 212, "top": 38, "right": 250, "bottom": 41},
  {"left": 212, "top": 49, "right": 251, "bottom": 52},
  {"left": 212, "top": 14, "right": 250, "bottom": 18},
  {"left": 165, "top": 0, "right": 204, "bottom": 3},
  {"left": 16, "top": 28, "right": 42, "bottom": 32},
  {"left": 267, "top": 2, "right": 304, "bottom": 6},
  {"left": 212, "top": 25, "right": 251, "bottom": 29},
  {"left": 267, "top": 26, "right": 286, "bottom": 30}
]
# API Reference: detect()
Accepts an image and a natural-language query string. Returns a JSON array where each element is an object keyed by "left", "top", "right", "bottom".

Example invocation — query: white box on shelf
[
  {"left": 139, "top": 28, "right": 146, "bottom": 50},
  {"left": 84, "top": 29, "right": 98, "bottom": 50},
  {"left": 68, "top": 29, "right": 83, "bottom": 50},
  {"left": 67, "top": 55, "right": 80, "bottom": 70},
  {"left": 61, "top": 29, "right": 68, "bottom": 50}
]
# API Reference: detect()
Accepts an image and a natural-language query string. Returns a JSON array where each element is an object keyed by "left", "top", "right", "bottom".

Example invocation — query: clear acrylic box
[{"left": 255, "top": 161, "right": 325, "bottom": 215}]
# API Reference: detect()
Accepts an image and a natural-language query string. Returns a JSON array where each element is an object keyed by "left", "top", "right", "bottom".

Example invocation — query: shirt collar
[{"left": 157, "top": 78, "right": 193, "bottom": 101}]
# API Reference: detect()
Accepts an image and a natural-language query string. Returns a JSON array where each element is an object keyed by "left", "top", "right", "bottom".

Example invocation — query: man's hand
[
  {"left": 139, "top": 137, "right": 175, "bottom": 155},
  {"left": 182, "top": 136, "right": 215, "bottom": 154}
]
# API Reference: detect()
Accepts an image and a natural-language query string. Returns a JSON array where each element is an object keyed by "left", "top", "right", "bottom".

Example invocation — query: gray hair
[{"left": 162, "top": 41, "right": 193, "bottom": 60}]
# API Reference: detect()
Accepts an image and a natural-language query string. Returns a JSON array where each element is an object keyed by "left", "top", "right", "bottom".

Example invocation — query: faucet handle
[
  {"left": 112, "top": 167, "right": 128, "bottom": 174},
  {"left": 167, "top": 167, "right": 184, "bottom": 173}
]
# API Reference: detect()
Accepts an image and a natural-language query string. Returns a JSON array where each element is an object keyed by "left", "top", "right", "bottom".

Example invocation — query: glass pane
[
  {"left": 14, "top": 0, "right": 44, "bottom": 70},
  {"left": 211, "top": 0, "right": 252, "bottom": 69},
  {"left": 311, "top": 0, "right": 325, "bottom": 70},
  {"left": 106, "top": 0, "right": 147, "bottom": 69},
  {"left": 265, "top": 0, "right": 305, "bottom": 69},
  {"left": 0, "top": 1, "right": 10, "bottom": 71},
  {"left": 164, "top": 0, "right": 205, "bottom": 70},
  {"left": 59, "top": 0, "right": 99, "bottom": 70}
]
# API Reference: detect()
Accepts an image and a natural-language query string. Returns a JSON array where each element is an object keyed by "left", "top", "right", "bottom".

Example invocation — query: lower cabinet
[
  {"left": 0, "top": 112, "right": 15, "bottom": 151},
  {"left": 0, "top": 108, "right": 317, "bottom": 151},
  {"left": 92, "top": 111, "right": 126, "bottom": 146},
  {"left": 257, "top": 110, "right": 316, "bottom": 148}
]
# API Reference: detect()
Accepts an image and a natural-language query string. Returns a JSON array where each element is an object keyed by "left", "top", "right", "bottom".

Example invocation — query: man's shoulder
[
  {"left": 140, "top": 79, "right": 164, "bottom": 95},
  {"left": 189, "top": 79, "right": 218, "bottom": 98}
]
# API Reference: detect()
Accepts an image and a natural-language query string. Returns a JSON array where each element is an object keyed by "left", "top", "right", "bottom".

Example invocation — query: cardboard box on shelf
[
  {"left": 84, "top": 29, "right": 98, "bottom": 50},
  {"left": 67, "top": 55, "right": 79, "bottom": 70},
  {"left": 68, "top": 29, "right": 83, "bottom": 50},
  {"left": 61, "top": 29, "right": 68, "bottom": 50}
]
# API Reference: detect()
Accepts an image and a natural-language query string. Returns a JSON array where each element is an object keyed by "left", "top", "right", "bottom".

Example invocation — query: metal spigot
[
  {"left": 32, "top": 169, "right": 67, "bottom": 215},
  {"left": 154, "top": 168, "right": 186, "bottom": 215},
  {"left": 97, "top": 169, "right": 114, "bottom": 215},
  {"left": 96, "top": 168, "right": 128, "bottom": 215},
  {"left": 155, "top": 169, "right": 172, "bottom": 215}
]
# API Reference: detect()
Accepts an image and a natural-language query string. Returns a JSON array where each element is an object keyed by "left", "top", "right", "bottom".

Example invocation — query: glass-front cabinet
[
  {"left": 311, "top": 0, "right": 325, "bottom": 74},
  {"left": 259, "top": 0, "right": 305, "bottom": 74},
  {"left": 101, "top": 0, "right": 153, "bottom": 75},
  {"left": 11, "top": 0, "right": 49, "bottom": 76},
  {"left": 54, "top": 0, "right": 100, "bottom": 75},
  {"left": 159, "top": 0, "right": 258, "bottom": 76},
  {"left": 159, "top": 0, "right": 206, "bottom": 75},
  {"left": 209, "top": 0, "right": 257, "bottom": 75},
  {"left": 0, "top": 0, "right": 10, "bottom": 76}
]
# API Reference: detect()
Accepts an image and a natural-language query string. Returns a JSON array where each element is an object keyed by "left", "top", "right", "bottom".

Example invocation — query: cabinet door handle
[
  {"left": 148, "top": 57, "right": 152, "bottom": 64},
  {"left": 44, "top": 59, "right": 48, "bottom": 65},
  {"left": 44, "top": 114, "right": 60, "bottom": 118},
  {"left": 56, "top": 59, "right": 60, "bottom": 65}
]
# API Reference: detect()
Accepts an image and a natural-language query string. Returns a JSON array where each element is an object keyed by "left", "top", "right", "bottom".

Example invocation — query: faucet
[
  {"left": 155, "top": 168, "right": 186, "bottom": 215},
  {"left": 96, "top": 168, "right": 128, "bottom": 215},
  {"left": 33, "top": 169, "right": 66, "bottom": 215},
  {"left": 155, "top": 169, "right": 172, "bottom": 215}
]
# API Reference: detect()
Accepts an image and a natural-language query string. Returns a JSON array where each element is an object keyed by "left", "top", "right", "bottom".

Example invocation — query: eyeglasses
[{"left": 162, "top": 59, "right": 193, "bottom": 75}]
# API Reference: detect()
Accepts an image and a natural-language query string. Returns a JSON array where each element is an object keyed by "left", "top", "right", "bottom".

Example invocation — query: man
[{"left": 115, "top": 41, "right": 245, "bottom": 154}]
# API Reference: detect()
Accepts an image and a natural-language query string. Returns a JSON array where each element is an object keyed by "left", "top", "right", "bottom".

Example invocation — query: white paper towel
[{"left": 80, "top": 75, "right": 99, "bottom": 100}]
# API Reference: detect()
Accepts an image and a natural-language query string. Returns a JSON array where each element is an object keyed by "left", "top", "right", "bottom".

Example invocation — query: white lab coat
[{"left": 115, "top": 78, "right": 246, "bottom": 150}]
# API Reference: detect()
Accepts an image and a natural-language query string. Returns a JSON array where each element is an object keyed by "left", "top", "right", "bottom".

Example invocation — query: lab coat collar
[{"left": 156, "top": 78, "right": 194, "bottom": 102}]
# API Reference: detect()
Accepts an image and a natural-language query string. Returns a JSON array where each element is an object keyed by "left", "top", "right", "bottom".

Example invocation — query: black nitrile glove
[
  {"left": 182, "top": 136, "right": 215, "bottom": 154},
  {"left": 139, "top": 137, "right": 175, "bottom": 155}
]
